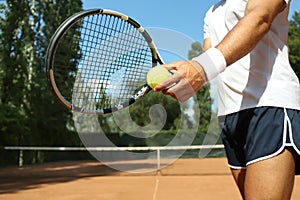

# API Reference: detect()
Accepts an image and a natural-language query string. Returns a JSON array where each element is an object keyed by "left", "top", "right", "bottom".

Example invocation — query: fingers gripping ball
[{"left": 147, "top": 66, "right": 172, "bottom": 89}]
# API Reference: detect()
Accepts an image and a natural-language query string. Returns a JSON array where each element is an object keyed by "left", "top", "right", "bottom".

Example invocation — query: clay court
[{"left": 0, "top": 158, "right": 299, "bottom": 200}]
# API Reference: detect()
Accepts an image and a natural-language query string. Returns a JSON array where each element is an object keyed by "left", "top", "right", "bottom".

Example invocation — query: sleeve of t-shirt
[
  {"left": 203, "top": 7, "right": 213, "bottom": 40},
  {"left": 283, "top": 0, "right": 289, "bottom": 4}
]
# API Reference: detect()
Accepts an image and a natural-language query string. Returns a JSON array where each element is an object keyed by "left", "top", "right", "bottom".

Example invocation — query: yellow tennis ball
[{"left": 147, "top": 66, "right": 171, "bottom": 89}]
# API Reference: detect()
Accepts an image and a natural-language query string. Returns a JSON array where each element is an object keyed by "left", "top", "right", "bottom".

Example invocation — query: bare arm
[
  {"left": 203, "top": 38, "right": 212, "bottom": 52},
  {"left": 217, "top": 0, "right": 287, "bottom": 66}
]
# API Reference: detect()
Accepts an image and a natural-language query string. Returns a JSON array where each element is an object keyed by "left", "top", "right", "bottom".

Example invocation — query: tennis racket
[{"left": 46, "top": 8, "right": 164, "bottom": 114}]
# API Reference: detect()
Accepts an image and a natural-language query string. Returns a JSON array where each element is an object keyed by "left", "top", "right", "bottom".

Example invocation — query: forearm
[{"left": 203, "top": 38, "right": 212, "bottom": 52}]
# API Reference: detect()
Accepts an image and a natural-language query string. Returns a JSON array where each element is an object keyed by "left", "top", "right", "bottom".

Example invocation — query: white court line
[{"left": 152, "top": 179, "right": 160, "bottom": 200}]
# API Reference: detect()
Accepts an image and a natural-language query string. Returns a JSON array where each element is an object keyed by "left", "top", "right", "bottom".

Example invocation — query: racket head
[{"left": 46, "top": 9, "right": 163, "bottom": 114}]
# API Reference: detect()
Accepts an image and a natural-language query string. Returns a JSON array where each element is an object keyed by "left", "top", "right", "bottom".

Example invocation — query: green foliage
[
  {"left": 0, "top": 104, "right": 27, "bottom": 146},
  {"left": 0, "top": 104, "right": 29, "bottom": 166},
  {"left": 0, "top": 0, "right": 83, "bottom": 165},
  {"left": 288, "top": 11, "right": 300, "bottom": 78},
  {"left": 129, "top": 92, "right": 181, "bottom": 130},
  {"left": 188, "top": 42, "right": 202, "bottom": 59},
  {"left": 194, "top": 85, "right": 213, "bottom": 134},
  {"left": 100, "top": 92, "right": 184, "bottom": 135}
]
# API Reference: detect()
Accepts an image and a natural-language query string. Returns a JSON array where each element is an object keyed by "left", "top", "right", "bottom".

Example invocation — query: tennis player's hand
[{"left": 153, "top": 60, "right": 207, "bottom": 102}]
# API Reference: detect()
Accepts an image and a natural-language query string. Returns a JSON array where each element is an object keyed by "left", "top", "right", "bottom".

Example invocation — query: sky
[{"left": 82, "top": 0, "right": 300, "bottom": 46}]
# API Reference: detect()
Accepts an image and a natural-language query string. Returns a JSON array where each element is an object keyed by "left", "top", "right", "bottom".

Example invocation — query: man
[{"left": 154, "top": 0, "right": 300, "bottom": 199}]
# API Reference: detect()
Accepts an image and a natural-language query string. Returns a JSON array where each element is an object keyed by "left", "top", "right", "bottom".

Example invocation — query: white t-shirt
[{"left": 204, "top": 0, "right": 300, "bottom": 116}]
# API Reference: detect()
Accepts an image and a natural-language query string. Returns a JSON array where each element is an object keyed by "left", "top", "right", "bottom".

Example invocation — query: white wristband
[{"left": 192, "top": 48, "right": 227, "bottom": 81}]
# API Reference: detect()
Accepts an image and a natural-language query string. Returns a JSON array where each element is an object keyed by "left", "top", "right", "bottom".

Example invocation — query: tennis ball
[{"left": 147, "top": 65, "right": 171, "bottom": 89}]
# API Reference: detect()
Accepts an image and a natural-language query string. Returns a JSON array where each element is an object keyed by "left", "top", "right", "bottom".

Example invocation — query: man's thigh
[{"left": 244, "top": 148, "right": 296, "bottom": 200}]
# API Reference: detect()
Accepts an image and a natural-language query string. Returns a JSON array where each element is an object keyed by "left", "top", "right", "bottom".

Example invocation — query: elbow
[
  {"left": 245, "top": 2, "right": 287, "bottom": 35},
  {"left": 247, "top": 9, "right": 273, "bottom": 36},
  {"left": 245, "top": 0, "right": 287, "bottom": 32},
  {"left": 259, "top": 10, "right": 274, "bottom": 29}
]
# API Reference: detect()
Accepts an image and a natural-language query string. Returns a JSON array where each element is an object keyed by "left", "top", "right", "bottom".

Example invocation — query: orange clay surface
[{"left": 0, "top": 158, "right": 299, "bottom": 200}]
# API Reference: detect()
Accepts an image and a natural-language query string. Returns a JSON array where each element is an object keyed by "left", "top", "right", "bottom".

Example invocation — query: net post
[
  {"left": 156, "top": 147, "right": 161, "bottom": 173},
  {"left": 18, "top": 150, "right": 23, "bottom": 167}
]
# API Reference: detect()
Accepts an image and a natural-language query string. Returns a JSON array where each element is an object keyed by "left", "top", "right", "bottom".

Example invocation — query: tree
[
  {"left": 288, "top": 11, "right": 300, "bottom": 78},
  {"left": 0, "top": 0, "right": 83, "bottom": 165},
  {"left": 34, "top": 0, "right": 83, "bottom": 147},
  {"left": 188, "top": 42, "right": 202, "bottom": 59},
  {"left": 0, "top": 0, "right": 36, "bottom": 150}
]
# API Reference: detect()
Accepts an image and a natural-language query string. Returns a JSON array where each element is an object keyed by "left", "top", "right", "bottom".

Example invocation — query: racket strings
[{"left": 54, "top": 13, "right": 153, "bottom": 111}]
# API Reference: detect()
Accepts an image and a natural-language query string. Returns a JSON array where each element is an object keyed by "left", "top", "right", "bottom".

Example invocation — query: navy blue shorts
[{"left": 220, "top": 107, "right": 300, "bottom": 173}]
